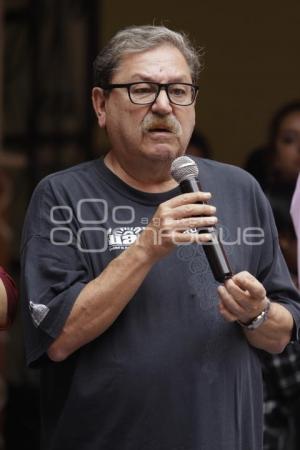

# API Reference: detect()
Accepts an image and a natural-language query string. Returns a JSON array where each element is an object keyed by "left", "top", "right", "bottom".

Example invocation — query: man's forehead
[{"left": 113, "top": 45, "right": 192, "bottom": 81}]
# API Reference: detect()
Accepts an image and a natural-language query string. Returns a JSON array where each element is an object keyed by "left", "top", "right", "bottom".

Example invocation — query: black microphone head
[{"left": 170, "top": 156, "right": 199, "bottom": 184}]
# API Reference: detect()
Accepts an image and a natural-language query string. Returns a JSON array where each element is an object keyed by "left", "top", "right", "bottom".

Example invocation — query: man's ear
[{"left": 92, "top": 87, "right": 107, "bottom": 128}]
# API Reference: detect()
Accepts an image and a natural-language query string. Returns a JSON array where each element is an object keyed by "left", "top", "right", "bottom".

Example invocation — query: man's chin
[{"left": 143, "top": 145, "right": 184, "bottom": 162}]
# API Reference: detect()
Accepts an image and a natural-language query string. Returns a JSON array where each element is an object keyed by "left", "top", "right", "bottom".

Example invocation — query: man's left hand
[{"left": 217, "top": 271, "right": 269, "bottom": 324}]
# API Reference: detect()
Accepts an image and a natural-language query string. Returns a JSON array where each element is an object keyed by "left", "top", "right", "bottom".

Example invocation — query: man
[
  {"left": 21, "top": 26, "right": 300, "bottom": 450},
  {"left": 0, "top": 266, "right": 17, "bottom": 329}
]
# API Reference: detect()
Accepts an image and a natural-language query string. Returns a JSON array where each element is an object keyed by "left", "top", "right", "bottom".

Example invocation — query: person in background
[
  {"left": 245, "top": 101, "right": 300, "bottom": 285},
  {"left": 0, "top": 267, "right": 17, "bottom": 449},
  {"left": 291, "top": 174, "right": 300, "bottom": 288},
  {"left": 0, "top": 267, "right": 17, "bottom": 330},
  {"left": 245, "top": 101, "right": 300, "bottom": 450},
  {"left": 245, "top": 101, "right": 300, "bottom": 189}
]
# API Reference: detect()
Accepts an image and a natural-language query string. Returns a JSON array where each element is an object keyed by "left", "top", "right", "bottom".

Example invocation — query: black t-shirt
[{"left": 21, "top": 157, "right": 300, "bottom": 450}]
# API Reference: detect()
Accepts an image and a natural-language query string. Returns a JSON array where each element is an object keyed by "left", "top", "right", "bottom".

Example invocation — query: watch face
[
  {"left": 248, "top": 312, "right": 267, "bottom": 329},
  {"left": 239, "top": 300, "right": 271, "bottom": 330}
]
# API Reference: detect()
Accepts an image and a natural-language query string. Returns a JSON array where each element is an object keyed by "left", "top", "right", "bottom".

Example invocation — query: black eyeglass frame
[{"left": 101, "top": 81, "right": 199, "bottom": 106}]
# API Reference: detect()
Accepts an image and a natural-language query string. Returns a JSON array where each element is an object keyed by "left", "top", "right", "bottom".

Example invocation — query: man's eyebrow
[{"left": 129, "top": 74, "right": 192, "bottom": 83}]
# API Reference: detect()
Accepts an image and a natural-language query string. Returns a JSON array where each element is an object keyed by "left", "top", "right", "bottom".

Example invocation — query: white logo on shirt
[
  {"left": 29, "top": 301, "right": 50, "bottom": 327},
  {"left": 107, "top": 227, "right": 144, "bottom": 251}
]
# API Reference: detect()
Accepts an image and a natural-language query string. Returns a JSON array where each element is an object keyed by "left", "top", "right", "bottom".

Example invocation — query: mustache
[{"left": 142, "top": 113, "right": 182, "bottom": 136}]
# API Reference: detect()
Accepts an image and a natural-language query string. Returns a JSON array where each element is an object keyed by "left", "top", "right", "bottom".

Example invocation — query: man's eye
[
  {"left": 131, "top": 85, "right": 155, "bottom": 95},
  {"left": 134, "top": 88, "right": 152, "bottom": 94},
  {"left": 170, "top": 87, "right": 187, "bottom": 96}
]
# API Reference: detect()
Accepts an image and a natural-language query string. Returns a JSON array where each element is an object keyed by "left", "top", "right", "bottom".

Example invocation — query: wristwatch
[{"left": 238, "top": 299, "right": 271, "bottom": 330}]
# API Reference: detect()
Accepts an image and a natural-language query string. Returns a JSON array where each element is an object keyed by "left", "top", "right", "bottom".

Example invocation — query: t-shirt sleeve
[{"left": 21, "top": 178, "right": 91, "bottom": 367}]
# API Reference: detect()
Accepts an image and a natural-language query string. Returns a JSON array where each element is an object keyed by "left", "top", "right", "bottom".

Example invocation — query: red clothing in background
[{"left": 0, "top": 266, "right": 18, "bottom": 328}]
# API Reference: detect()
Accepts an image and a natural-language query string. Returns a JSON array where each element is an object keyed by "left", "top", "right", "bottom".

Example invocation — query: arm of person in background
[
  {"left": 291, "top": 173, "right": 300, "bottom": 288},
  {"left": 0, "top": 267, "right": 18, "bottom": 329}
]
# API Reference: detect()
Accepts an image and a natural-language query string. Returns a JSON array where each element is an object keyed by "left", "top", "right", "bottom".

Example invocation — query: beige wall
[{"left": 100, "top": 0, "right": 300, "bottom": 166}]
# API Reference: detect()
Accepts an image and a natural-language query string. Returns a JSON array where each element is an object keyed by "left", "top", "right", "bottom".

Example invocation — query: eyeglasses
[{"left": 102, "top": 82, "right": 199, "bottom": 106}]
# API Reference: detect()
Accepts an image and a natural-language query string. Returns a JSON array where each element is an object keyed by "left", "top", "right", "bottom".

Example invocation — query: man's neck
[{"left": 104, "top": 152, "right": 178, "bottom": 193}]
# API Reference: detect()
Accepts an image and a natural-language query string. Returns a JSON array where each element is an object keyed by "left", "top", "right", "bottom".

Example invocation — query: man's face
[{"left": 94, "top": 45, "right": 196, "bottom": 164}]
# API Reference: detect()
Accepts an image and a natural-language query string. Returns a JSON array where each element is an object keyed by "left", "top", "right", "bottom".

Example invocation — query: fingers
[
  {"left": 231, "top": 272, "right": 266, "bottom": 300},
  {"left": 157, "top": 192, "right": 216, "bottom": 226},
  {"left": 218, "top": 284, "right": 244, "bottom": 320},
  {"left": 223, "top": 279, "right": 250, "bottom": 309},
  {"left": 218, "top": 272, "right": 267, "bottom": 324},
  {"left": 218, "top": 301, "right": 238, "bottom": 322},
  {"left": 171, "top": 203, "right": 216, "bottom": 220},
  {"left": 137, "top": 191, "right": 217, "bottom": 260},
  {"left": 165, "top": 191, "right": 212, "bottom": 208},
  {"left": 170, "top": 230, "right": 213, "bottom": 245},
  {"left": 152, "top": 192, "right": 216, "bottom": 233},
  {"left": 167, "top": 215, "right": 218, "bottom": 229}
]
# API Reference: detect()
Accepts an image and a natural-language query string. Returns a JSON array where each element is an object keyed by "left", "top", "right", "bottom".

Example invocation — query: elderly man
[{"left": 21, "top": 25, "right": 300, "bottom": 450}]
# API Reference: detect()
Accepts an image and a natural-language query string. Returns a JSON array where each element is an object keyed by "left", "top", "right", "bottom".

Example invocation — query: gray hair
[{"left": 93, "top": 25, "right": 202, "bottom": 87}]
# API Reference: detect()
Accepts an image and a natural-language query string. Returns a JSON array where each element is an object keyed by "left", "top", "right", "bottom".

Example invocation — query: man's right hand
[{"left": 137, "top": 191, "right": 218, "bottom": 262}]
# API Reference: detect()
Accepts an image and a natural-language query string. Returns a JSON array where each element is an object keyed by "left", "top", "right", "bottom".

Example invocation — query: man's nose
[{"left": 151, "top": 88, "right": 173, "bottom": 114}]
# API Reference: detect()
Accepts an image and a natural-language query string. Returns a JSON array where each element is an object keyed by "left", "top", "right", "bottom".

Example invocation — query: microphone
[{"left": 170, "top": 155, "right": 232, "bottom": 283}]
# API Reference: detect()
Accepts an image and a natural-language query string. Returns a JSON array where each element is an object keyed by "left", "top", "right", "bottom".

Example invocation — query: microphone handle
[{"left": 180, "top": 178, "right": 232, "bottom": 283}]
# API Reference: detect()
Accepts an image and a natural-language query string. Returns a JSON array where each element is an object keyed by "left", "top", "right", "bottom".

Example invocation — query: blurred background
[{"left": 0, "top": 0, "right": 300, "bottom": 449}]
